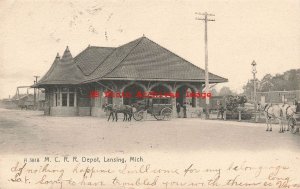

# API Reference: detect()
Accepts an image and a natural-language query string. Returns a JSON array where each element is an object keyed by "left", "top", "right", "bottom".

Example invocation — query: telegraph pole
[
  {"left": 33, "top": 75, "right": 39, "bottom": 110},
  {"left": 195, "top": 12, "right": 215, "bottom": 119}
]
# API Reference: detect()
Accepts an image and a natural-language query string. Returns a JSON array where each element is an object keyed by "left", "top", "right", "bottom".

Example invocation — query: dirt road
[{"left": 0, "top": 108, "right": 299, "bottom": 155}]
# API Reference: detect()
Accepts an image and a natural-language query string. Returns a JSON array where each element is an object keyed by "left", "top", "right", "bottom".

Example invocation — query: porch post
[
  {"left": 74, "top": 91, "right": 77, "bottom": 107},
  {"left": 67, "top": 92, "right": 70, "bottom": 107},
  {"left": 59, "top": 88, "right": 62, "bottom": 106}
]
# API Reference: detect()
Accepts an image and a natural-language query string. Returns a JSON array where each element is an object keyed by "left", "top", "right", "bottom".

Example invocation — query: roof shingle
[
  {"left": 75, "top": 46, "right": 115, "bottom": 75},
  {"left": 34, "top": 36, "right": 227, "bottom": 87},
  {"left": 35, "top": 47, "right": 84, "bottom": 86},
  {"left": 100, "top": 37, "right": 226, "bottom": 82}
]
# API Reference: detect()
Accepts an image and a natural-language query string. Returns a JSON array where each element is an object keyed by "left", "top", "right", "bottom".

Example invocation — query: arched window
[
  {"left": 150, "top": 85, "right": 171, "bottom": 104},
  {"left": 176, "top": 85, "right": 196, "bottom": 107},
  {"left": 122, "top": 84, "right": 145, "bottom": 105}
]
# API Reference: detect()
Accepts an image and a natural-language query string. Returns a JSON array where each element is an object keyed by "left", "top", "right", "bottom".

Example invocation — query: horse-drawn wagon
[{"left": 132, "top": 97, "right": 173, "bottom": 121}]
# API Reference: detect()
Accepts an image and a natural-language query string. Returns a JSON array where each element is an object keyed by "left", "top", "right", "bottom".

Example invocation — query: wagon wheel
[
  {"left": 153, "top": 108, "right": 165, "bottom": 120},
  {"left": 153, "top": 113, "right": 164, "bottom": 120},
  {"left": 288, "top": 117, "right": 297, "bottom": 134},
  {"left": 161, "top": 107, "right": 172, "bottom": 121},
  {"left": 133, "top": 110, "right": 144, "bottom": 121}
]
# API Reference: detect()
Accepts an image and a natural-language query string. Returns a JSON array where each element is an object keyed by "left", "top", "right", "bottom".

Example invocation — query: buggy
[{"left": 132, "top": 97, "right": 172, "bottom": 121}]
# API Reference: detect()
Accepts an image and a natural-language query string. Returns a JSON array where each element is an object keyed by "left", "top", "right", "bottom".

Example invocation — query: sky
[{"left": 0, "top": 0, "right": 299, "bottom": 99}]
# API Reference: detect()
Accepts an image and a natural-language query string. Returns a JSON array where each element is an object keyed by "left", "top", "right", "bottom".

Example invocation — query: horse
[
  {"left": 19, "top": 105, "right": 28, "bottom": 110},
  {"left": 258, "top": 103, "right": 284, "bottom": 132},
  {"left": 103, "top": 104, "right": 116, "bottom": 121},
  {"left": 120, "top": 104, "right": 133, "bottom": 121},
  {"left": 103, "top": 104, "right": 133, "bottom": 122},
  {"left": 280, "top": 104, "right": 296, "bottom": 132}
]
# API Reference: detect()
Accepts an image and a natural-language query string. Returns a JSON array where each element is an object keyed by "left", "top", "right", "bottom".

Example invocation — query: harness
[
  {"left": 285, "top": 105, "right": 295, "bottom": 118},
  {"left": 263, "top": 103, "right": 282, "bottom": 120},
  {"left": 263, "top": 104, "right": 272, "bottom": 119},
  {"left": 263, "top": 103, "right": 295, "bottom": 120}
]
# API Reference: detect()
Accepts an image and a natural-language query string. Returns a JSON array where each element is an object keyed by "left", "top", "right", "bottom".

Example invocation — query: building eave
[{"left": 80, "top": 77, "right": 228, "bottom": 84}]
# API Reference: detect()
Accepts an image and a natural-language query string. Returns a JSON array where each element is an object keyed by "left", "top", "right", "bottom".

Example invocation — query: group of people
[{"left": 176, "top": 101, "right": 225, "bottom": 119}]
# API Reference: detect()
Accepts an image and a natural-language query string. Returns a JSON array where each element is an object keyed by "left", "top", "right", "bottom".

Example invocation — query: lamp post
[{"left": 251, "top": 60, "right": 258, "bottom": 123}]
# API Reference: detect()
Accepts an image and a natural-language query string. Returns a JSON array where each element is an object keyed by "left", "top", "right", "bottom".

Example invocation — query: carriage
[
  {"left": 288, "top": 113, "right": 300, "bottom": 134},
  {"left": 132, "top": 97, "right": 173, "bottom": 121}
]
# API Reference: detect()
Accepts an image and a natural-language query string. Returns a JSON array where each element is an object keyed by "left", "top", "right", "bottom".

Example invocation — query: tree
[
  {"left": 282, "top": 69, "right": 300, "bottom": 90},
  {"left": 241, "top": 78, "right": 260, "bottom": 101},
  {"left": 225, "top": 95, "right": 247, "bottom": 111},
  {"left": 210, "top": 88, "right": 218, "bottom": 96},
  {"left": 271, "top": 74, "right": 286, "bottom": 91},
  {"left": 260, "top": 74, "right": 273, "bottom": 92},
  {"left": 219, "top": 86, "right": 235, "bottom": 96},
  {"left": 242, "top": 69, "right": 300, "bottom": 96}
]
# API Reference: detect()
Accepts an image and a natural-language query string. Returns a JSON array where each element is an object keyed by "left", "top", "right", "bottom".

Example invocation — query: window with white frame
[{"left": 53, "top": 87, "right": 76, "bottom": 107}]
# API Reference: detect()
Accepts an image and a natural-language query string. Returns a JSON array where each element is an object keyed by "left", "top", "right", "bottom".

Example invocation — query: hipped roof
[{"left": 34, "top": 36, "right": 227, "bottom": 87}]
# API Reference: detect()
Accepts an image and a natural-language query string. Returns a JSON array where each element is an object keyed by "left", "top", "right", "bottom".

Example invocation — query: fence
[{"left": 257, "top": 90, "right": 300, "bottom": 104}]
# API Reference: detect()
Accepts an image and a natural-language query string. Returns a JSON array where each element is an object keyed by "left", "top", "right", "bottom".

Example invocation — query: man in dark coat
[
  {"left": 217, "top": 103, "right": 224, "bottom": 119},
  {"left": 176, "top": 102, "right": 181, "bottom": 118},
  {"left": 220, "top": 105, "right": 225, "bottom": 119},
  {"left": 183, "top": 102, "right": 187, "bottom": 118}
]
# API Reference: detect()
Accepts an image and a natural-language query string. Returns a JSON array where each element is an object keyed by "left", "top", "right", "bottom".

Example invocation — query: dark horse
[{"left": 103, "top": 104, "right": 133, "bottom": 122}]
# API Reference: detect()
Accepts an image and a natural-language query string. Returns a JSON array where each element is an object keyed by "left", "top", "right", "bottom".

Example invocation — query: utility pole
[
  {"left": 33, "top": 76, "right": 39, "bottom": 110},
  {"left": 195, "top": 12, "right": 215, "bottom": 119}
]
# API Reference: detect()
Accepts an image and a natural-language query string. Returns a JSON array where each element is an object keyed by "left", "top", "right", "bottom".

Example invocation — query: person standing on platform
[
  {"left": 176, "top": 102, "right": 181, "bottom": 118},
  {"left": 183, "top": 102, "right": 187, "bottom": 118},
  {"left": 220, "top": 105, "right": 225, "bottom": 120}
]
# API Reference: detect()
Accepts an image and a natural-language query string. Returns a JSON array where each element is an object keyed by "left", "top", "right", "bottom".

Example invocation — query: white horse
[
  {"left": 280, "top": 104, "right": 296, "bottom": 132},
  {"left": 259, "top": 103, "right": 284, "bottom": 132}
]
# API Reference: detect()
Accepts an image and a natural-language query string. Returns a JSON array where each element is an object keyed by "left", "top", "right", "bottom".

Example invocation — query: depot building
[{"left": 33, "top": 36, "right": 227, "bottom": 117}]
